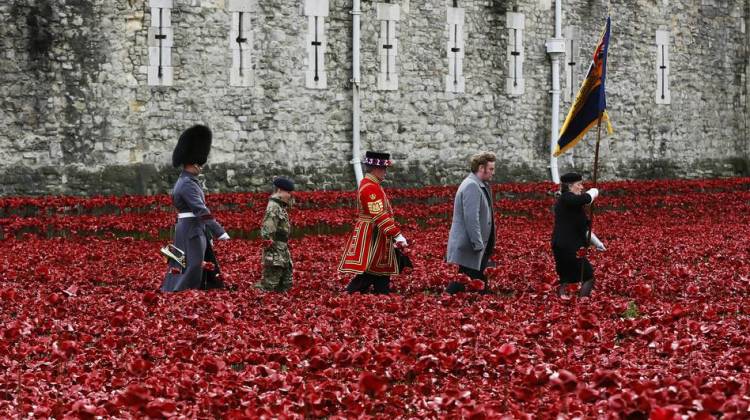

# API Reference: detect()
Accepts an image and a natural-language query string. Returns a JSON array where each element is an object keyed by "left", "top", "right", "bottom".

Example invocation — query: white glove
[
  {"left": 586, "top": 188, "right": 599, "bottom": 202},
  {"left": 589, "top": 231, "right": 606, "bottom": 251},
  {"left": 394, "top": 234, "right": 408, "bottom": 247},
  {"left": 218, "top": 233, "right": 230, "bottom": 241}
]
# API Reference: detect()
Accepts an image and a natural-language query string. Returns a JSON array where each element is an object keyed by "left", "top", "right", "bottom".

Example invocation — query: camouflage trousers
[{"left": 258, "top": 264, "right": 293, "bottom": 292}]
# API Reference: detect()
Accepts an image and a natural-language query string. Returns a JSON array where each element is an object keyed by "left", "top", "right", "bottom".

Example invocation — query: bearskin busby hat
[
  {"left": 172, "top": 125, "right": 212, "bottom": 168},
  {"left": 560, "top": 172, "right": 583, "bottom": 184},
  {"left": 363, "top": 151, "right": 392, "bottom": 167}
]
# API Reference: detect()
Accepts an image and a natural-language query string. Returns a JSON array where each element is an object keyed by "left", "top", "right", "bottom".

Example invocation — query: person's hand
[
  {"left": 218, "top": 233, "right": 230, "bottom": 240},
  {"left": 394, "top": 234, "right": 408, "bottom": 248},
  {"left": 586, "top": 188, "right": 599, "bottom": 201},
  {"left": 261, "top": 239, "right": 274, "bottom": 248},
  {"left": 589, "top": 232, "right": 606, "bottom": 251}
]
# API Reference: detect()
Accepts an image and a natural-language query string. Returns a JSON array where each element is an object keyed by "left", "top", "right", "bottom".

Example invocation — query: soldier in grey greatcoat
[
  {"left": 257, "top": 177, "right": 295, "bottom": 292},
  {"left": 161, "top": 125, "right": 230, "bottom": 292},
  {"left": 445, "top": 152, "right": 497, "bottom": 294}
]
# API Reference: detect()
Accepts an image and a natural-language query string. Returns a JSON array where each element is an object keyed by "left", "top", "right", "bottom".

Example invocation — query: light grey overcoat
[{"left": 446, "top": 173, "right": 494, "bottom": 271}]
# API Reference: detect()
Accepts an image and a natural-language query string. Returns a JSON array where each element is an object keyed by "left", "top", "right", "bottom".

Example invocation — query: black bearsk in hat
[
  {"left": 363, "top": 151, "right": 392, "bottom": 167},
  {"left": 172, "top": 125, "right": 212, "bottom": 168}
]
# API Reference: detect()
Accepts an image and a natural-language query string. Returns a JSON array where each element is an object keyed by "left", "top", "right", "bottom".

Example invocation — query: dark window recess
[
  {"left": 383, "top": 21, "right": 393, "bottom": 81},
  {"left": 236, "top": 12, "right": 248, "bottom": 77},
  {"left": 511, "top": 29, "right": 520, "bottom": 87},
  {"left": 451, "top": 24, "right": 460, "bottom": 86},
  {"left": 311, "top": 16, "right": 321, "bottom": 82},
  {"left": 567, "top": 39, "right": 576, "bottom": 98},
  {"left": 659, "top": 45, "right": 667, "bottom": 100},
  {"left": 567, "top": 39, "right": 576, "bottom": 68},
  {"left": 155, "top": 8, "right": 167, "bottom": 78}
]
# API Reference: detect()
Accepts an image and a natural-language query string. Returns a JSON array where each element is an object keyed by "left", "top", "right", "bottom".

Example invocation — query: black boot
[
  {"left": 372, "top": 276, "right": 391, "bottom": 294},
  {"left": 346, "top": 274, "right": 371, "bottom": 293},
  {"left": 446, "top": 281, "right": 466, "bottom": 295}
]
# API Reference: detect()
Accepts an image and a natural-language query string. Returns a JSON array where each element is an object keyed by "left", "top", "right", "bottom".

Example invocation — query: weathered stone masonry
[{"left": 0, "top": 0, "right": 747, "bottom": 195}]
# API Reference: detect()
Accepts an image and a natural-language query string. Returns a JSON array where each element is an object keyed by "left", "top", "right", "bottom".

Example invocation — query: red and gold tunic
[{"left": 338, "top": 174, "right": 402, "bottom": 275}]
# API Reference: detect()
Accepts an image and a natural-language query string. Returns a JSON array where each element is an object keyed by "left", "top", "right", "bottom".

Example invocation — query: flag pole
[{"left": 581, "top": 112, "right": 604, "bottom": 283}]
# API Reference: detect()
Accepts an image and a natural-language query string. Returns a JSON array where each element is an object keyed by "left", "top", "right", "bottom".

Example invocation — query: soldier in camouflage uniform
[{"left": 257, "top": 177, "right": 295, "bottom": 292}]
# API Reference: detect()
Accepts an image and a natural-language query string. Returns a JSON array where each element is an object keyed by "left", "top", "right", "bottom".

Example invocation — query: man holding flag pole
[{"left": 550, "top": 17, "right": 612, "bottom": 297}]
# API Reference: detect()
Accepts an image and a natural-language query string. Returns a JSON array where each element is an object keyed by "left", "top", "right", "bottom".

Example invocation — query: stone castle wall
[{"left": 0, "top": 0, "right": 747, "bottom": 195}]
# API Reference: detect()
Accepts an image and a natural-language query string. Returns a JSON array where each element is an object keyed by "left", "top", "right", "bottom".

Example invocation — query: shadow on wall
[{"left": 24, "top": 1, "right": 54, "bottom": 62}]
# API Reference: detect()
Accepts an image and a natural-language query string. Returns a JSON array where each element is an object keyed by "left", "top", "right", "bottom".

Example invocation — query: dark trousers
[
  {"left": 446, "top": 265, "right": 488, "bottom": 294},
  {"left": 446, "top": 245, "right": 493, "bottom": 295},
  {"left": 552, "top": 246, "right": 594, "bottom": 284},
  {"left": 346, "top": 273, "right": 391, "bottom": 294},
  {"left": 447, "top": 216, "right": 495, "bottom": 295},
  {"left": 201, "top": 239, "right": 224, "bottom": 290}
]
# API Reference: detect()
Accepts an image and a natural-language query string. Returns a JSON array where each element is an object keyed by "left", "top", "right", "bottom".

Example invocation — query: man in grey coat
[{"left": 446, "top": 152, "right": 496, "bottom": 294}]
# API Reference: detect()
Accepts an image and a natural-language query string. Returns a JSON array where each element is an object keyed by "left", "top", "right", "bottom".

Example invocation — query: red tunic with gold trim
[{"left": 338, "top": 174, "right": 402, "bottom": 275}]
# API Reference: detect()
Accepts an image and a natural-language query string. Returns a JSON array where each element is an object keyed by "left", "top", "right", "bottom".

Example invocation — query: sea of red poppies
[{"left": 1, "top": 178, "right": 749, "bottom": 418}]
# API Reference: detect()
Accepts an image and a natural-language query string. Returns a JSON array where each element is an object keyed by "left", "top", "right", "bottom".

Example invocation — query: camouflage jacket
[{"left": 261, "top": 197, "right": 292, "bottom": 267}]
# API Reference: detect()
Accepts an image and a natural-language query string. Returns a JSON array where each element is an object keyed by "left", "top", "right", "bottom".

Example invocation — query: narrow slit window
[
  {"left": 506, "top": 12, "right": 524, "bottom": 96},
  {"left": 655, "top": 30, "right": 671, "bottom": 104},
  {"left": 304, "top": 0, "right": 329, "bottom": 89},
  {"left": 376, "top": 2, "right": 400, "bottom": 91},
  {"left": 148, "top": 0, "right": 173, "bottom": 86},
  {"left": 563, "top": 26, "right": 580, "bottom": 102},
  {"left": 228, "top": 0, "right": 255, "bottom": 87},
  {"left": 445, "top": 4, "right": 465, "bottom": 93}
]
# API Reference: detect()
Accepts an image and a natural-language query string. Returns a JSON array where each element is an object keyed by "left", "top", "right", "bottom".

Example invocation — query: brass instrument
[{"left": 160, "top": 244, "right": 186, "bottom": 268}]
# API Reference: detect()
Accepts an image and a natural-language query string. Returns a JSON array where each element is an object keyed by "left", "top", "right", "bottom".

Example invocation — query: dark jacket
[{"left": 551, "top": 191, "right": 593, "bottom": 252}]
